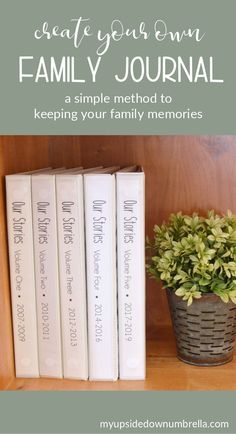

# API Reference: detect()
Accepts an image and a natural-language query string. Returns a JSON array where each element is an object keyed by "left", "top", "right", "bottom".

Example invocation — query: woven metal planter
[{"left": 167, "top": 289, "right": 236, "bottom": 366}]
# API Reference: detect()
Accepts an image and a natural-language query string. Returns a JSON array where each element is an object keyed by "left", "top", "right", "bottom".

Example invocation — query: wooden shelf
[
  {"left": 1, "top": 136, "right": 236, "bottom": 391},
  {"left": 5, "top": 326, "right": 236, "bottom": 391}
]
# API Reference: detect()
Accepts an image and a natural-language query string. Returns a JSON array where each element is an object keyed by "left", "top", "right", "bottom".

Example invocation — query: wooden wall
[{"left": 0, "top": 135, "right": 236, "bottom": 386}]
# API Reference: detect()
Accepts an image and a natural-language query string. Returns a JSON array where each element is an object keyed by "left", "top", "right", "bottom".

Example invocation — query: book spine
[
  {"left": 56, "top": 174, "right": 88, "bottom": 379},
  {"left": 32, "top": 175, "right": 63, "bottom": 378},
  {"left": 116, "top": 173, "right": 146, "bottom": 379},
  {"left": 84, "top": 174, "right": 118, "bottom": 381},
  {"left": 6, "top": 175, "right": 39, "bottom": 377}
]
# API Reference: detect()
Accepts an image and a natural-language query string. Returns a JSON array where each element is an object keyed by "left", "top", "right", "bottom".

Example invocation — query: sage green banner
[
  {"left": 0, "top": 0, "right": 235, "bottom": 134},
  {"left": 0, "top": 391, "right": 235, "bottom": 434}
]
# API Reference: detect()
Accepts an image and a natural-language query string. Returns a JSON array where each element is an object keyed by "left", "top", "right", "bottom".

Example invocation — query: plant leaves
[{"left": 146, "top": 210, "right": 236, "bottom": 304}]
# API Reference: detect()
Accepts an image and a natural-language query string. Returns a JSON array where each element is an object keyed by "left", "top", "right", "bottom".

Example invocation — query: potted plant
[{"left": 147, "top": 210, "right": 236, "bottom": 366}]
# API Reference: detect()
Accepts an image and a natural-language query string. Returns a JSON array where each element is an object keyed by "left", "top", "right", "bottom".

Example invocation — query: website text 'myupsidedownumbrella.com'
[{"left": 99, "top": 418, "right": 230, "bottom": 432}]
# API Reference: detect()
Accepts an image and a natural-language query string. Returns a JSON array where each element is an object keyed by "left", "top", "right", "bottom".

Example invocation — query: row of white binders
[{"left": 6, "top": 166, "right": 145, "bottom": 380}]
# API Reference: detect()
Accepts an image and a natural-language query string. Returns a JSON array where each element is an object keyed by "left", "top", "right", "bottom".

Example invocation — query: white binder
[
  {"left": 56, "top": 170, "right": 88, "bottom": 379},
  {"left": 6, "top": 173, "right": 40, "bottom": 377},
  {"left": 116, "top": 167, "right": 146, "bottom": 379},
  {"left": 32, "top": 171, "right": 63, "bottom": 378},
  {"left": 84, "top": 168, "right": 119, "bottom": 381}
]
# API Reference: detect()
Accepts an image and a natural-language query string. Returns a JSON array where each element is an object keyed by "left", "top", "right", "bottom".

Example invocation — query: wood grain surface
[{"left": 5, "top": 327, "right": 236, "bottom": 391}]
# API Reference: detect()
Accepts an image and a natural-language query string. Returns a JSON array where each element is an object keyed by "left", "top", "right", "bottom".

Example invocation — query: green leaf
[
  {"left": 175, "top": 288, "right": 186, "bottom": 296},
  {"left": 190, "top": 255, "right": 198, "bottom": 262},
  {"left": 222, "top": 251, "right": 231, "bottom": 258},
  {"left": 214, "top": 260, "right": 221, "bottom": 270},
  {"left": 199, "top": 278, "right": 210, "bottom": 286},
  {"left": 187, "top": 296, "right": 193, "bottom": 306},
  {"left": 173, "top": 274, "right": 182, "bottom": 281},
  {"left": 219, "top": 293, "right": 229, "bottom": 303}
]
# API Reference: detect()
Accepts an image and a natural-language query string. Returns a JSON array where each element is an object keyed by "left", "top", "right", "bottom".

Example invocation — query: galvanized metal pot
[{"left": 167, "top": 289, "right": 236, "bottom": 366}]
